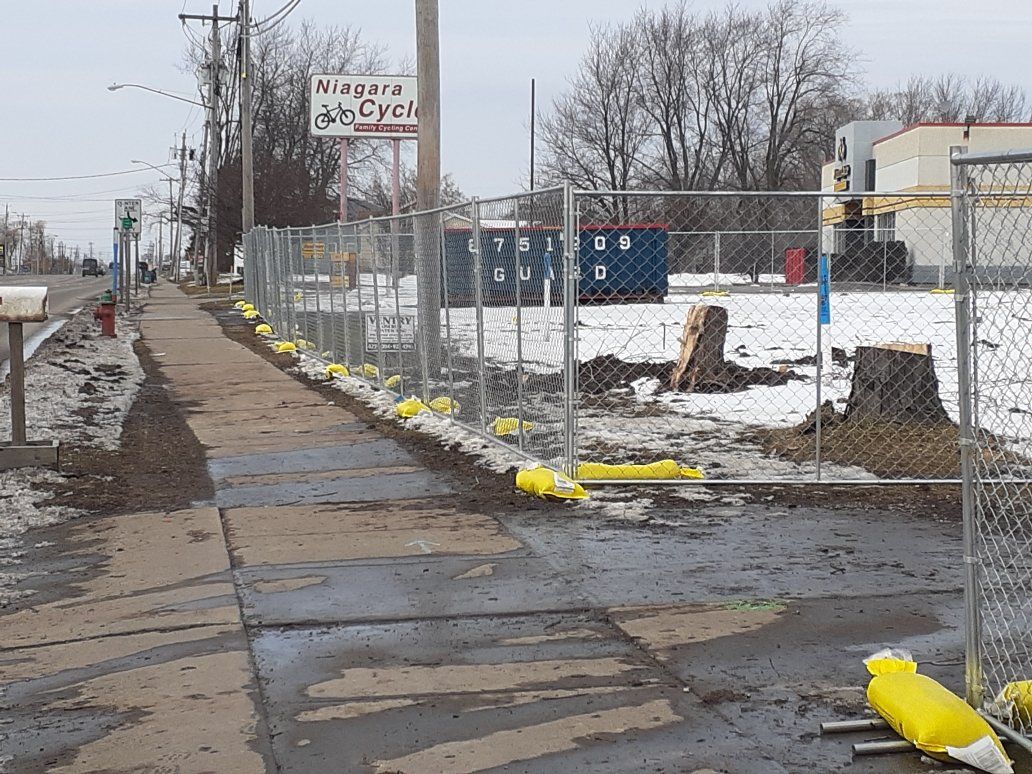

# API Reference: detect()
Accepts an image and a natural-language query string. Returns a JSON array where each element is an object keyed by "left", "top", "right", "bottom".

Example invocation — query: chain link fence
[
  {"left": 241, "top": 184, "right": 1024, "bottom": 488},
  {"left": 571, "top": 190, "right": 957, "bottom": 483},
  {"left": 954, "top": 148, "right": 1032, "bottom": 743},
  {"left": 243, "top": 187, "right": 576, "bottom": 472}
]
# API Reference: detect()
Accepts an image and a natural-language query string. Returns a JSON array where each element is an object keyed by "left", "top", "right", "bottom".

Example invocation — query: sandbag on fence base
[
  {"left": 516, "top": 467, "right": 588, "bottom": 501},
  {"left": 577, "top": 460, "right": 704, "bottom": 481},
  {"left": 864, "top": 650, "right": 1012, "bottom": 773},
  {"left": 396, "top": 397, "right": 429, "bottom": 418}
]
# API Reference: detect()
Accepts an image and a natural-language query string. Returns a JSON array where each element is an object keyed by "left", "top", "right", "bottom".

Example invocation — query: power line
[
  {"left": 0, "top": 166, "right": 174, "bottom": 182},
  {"left": 251, "top": 0, "right": 300, "bottom": 35}
]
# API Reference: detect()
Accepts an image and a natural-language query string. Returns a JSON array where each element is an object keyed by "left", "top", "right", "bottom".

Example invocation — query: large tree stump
[
  {"left": 845, "top": 342, "right": 949, "bottom": 423},
  {"left": 670, "top": 305, "right": 729, "bottom": 392}
]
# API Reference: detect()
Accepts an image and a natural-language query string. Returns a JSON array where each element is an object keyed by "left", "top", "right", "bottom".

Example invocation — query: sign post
[{"left": 115, "top": 199, "right": 141, "bottom": 312}]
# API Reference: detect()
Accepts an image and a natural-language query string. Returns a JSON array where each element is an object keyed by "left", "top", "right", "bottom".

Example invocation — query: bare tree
[
  {"left": 633, "top": 3, "right": 723, "bottom": 191},
  {"left": 861, "top": 74, "right": 1030, "bottom": 124},
  {"left": 358, "top": 163, "right": 464, "bottom": 215},
  {"left": 538, "top": 23, "right": 649, "bottom": 217}
]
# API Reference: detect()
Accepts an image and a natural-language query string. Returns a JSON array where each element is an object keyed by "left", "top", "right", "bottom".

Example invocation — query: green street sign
[{"left": 121, "top": 216, "right": 134, "bottom": 231}]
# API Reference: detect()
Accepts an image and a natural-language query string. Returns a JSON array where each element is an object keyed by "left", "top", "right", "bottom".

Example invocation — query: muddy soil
[
  {"left": 208, "top": 303, "right": 565, "bottom": 517},
  {"left": 45, "top": 343, "right": 213, "bottom": 514}
]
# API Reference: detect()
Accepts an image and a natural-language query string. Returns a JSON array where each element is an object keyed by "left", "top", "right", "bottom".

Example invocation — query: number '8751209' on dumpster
[{"left": 442, "top": 224, "right": 668, "bottom": 307}]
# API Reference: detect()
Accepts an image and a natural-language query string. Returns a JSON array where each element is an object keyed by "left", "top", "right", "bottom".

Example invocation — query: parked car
[{"left": 81, "top": 258, "right": 103, "bottom": 277}]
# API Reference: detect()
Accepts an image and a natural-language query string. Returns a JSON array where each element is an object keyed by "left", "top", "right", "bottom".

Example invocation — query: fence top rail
[
  {"left": 575, "top": 189, "right": 953, "bottom": 198},
  {"left": 473, "top": 185, "right": 565, "bottom": 206},
  {"left": 952, "top": 147, "right": 1032, "bottom": 166}
]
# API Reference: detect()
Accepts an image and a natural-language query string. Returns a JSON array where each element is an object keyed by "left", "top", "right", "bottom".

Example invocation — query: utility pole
[
  {"left": 2, "top": 204, "right": 7, "bottom": 275},
  {"left": 239, "top": 0, "right": 255, "bottom": 237},
  {"left": 19, "top": 216, "right": 26, "bottom": 273},
  {"left": 207, "top": 5, "right": 221, "bottom": 288},
  {"left": 414, "top": 0, "right": 442, "bottom": 377},
  {"left": 172, "top": 132, "right": 188, "bottom": 282},
  {"left": 179, "top": 4, "right": 236, "bottom": 288}
]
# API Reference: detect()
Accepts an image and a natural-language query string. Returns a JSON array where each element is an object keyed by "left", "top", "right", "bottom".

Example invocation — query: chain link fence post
[
  {"left": 950, "top": 145, "right": 983, "bottom": 709},
  {"left": 471, "top": 197, "right": 488, "bottom": 435},
  {"left": 562, "top": 182, "right": 578, "bottom": 478}
]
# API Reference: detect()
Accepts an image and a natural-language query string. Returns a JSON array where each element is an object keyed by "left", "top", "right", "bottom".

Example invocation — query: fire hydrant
[{"left": 93, "top": 290, "right": 116, "bottom": 338}]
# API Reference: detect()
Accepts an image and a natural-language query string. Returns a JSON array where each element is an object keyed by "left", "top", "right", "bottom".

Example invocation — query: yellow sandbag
[
  {"left": 276, "top": 342, "right": 297, "bottom": 353},
  {"left": 243, "top": 309, "right": 260, "bottom": 319},
  {"left": 325, "top": 363, "right": 349, "bottom": 378},
  {"left": 254, "top": 323, "right": 273, "bottom": 335},
  {"left": 429, "top": 396, "right": 460, "bottom": 415},
  {"left": 234, "top": 300, "right": 247, "bottom": 309},
  {"left": 362, "top": 363, "right": 379, "bottom": 378},
  {"left": 321, "top": 350, "right": 332, "bottom": 358},
  {"left": 385, "top": 375, "right": 402, "bottom": 389},
  {"left": 865, "top": 652, "right": 1011, "bottom": 772},
  {"left": 515, "top": 466, "right": 588, "bottom": 501},
  {"left": 994, "top": 680, "right": 1032, "bottom": 729},
  {"left": 396, "top": 397, "right": 429, "bottom": 418},
  {"left": 492, "top": 417, "right": 534, "bottom": 437},
  {"left": 294, "top": 338, "right": 314, "bottom": 350},
  {"left": 576, "top": 460, "right": 704, "bottom": 480},
  {"left": 701, "top": 290, "right": 729, "bottom": 297},
  {"left": 241, "top": 303, "right": 255, "bottom": 312}
]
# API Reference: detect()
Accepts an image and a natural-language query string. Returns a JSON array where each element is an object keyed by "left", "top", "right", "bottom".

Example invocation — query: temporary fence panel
[
  {"left": 243, "top": 180, "right": 1028, "bottom": 489},
  {"left": 572, "top": 192, "right": 823, "bottom": 483},
  {"left": 954, "top": 147, "right": 1032, "bottom": 744}
]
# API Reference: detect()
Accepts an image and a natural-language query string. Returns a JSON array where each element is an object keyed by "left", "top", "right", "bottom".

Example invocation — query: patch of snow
[{"left": 0, "top": 310, "right": 144, "bottom": 602}]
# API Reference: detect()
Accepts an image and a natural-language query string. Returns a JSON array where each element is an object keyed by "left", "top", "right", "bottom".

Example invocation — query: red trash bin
[{"left": 785, "top": 247, "right": 806, "bottom": 285}]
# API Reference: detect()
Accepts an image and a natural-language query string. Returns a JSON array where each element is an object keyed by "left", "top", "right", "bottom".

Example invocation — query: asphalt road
[{"left": 0, "top": 274, "right": 110, "bottom": 375}]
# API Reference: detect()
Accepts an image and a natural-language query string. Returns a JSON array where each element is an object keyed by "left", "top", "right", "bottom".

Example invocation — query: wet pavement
[{"left": 2, "top": 282, "right": 1028, "bottom": 773}]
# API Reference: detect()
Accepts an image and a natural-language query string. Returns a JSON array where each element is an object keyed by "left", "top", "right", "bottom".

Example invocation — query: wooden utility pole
[
  {"left": 179, "top": 4, "right": 236, "bottom": 287},
  {"left": 173, "top": 132, "right": 188, "bottom": 281},
  {"left": 414, "top": 0, "right": 442, "bottom": 372},
  {"left": 207, "top": 4, "right": 221, "bottom": 288},
  {"left": 239, "top": 0, "right": 255, "bottom": 236},
  {"left": 415, "top": 0, "right": 440, "bottom": 214}
]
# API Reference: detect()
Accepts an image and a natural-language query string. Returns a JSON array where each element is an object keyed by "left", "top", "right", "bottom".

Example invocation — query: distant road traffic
[{"left": 0, "top": 274, "right": 110, "bottom": 376}]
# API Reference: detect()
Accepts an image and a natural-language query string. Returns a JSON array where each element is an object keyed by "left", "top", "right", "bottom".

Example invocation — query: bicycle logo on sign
[{"left": 314, "top": 102, "right": 356, "bottom": 131}]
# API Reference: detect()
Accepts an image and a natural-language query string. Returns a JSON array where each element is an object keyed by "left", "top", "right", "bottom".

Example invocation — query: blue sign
[{"left": 818, "top": 254, "right": 831, "bottom": 325}]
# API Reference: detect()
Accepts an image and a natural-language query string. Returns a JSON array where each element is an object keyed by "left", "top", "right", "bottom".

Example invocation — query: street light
[
  {"left": 130, "top": 159, "right": 175, "bottom": 180},
  {"left": 107, "top": 83, "right": 208, "bottom": 109}
]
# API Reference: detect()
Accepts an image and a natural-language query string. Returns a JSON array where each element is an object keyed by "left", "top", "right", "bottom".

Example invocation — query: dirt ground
[
  {"left": 211, "top": 303, "right": 564, "bottom": 516},
  {"left": 43, "top": 342, "right": 213, "bottom": 515}
]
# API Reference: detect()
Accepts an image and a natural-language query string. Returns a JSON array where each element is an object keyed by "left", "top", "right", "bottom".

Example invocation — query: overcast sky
[{"left": 1, "top": 0, "right": 1028, "bottom": 255}]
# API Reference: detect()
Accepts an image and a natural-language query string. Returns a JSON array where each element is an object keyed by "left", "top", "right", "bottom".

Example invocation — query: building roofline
[{"left": 872, "top": 121, "right": 1032, "bottom": 146}]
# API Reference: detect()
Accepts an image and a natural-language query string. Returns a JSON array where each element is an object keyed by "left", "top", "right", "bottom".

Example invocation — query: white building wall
[{"left": 896, "top": 206, "right": 952, "bottom": 283}]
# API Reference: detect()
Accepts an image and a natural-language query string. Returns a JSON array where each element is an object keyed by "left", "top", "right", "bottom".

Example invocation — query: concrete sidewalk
[{"left": 2, "top": 283, "right": 994, "bottom": 773}]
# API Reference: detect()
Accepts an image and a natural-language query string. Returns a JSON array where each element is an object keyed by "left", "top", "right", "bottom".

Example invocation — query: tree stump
[
  {"left": 845, "top": 342, "right": 950, "bottom": 423},
  {"left": 670, "top": 305, "right": 728, "bottom": 392}
]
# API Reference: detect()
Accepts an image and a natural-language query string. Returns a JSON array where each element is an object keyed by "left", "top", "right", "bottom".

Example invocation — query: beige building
[{"left": 821, "top": 121, "right": 1032, "bottom": 283}]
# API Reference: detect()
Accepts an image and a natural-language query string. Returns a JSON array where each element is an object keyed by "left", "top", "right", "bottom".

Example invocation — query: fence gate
[{"left": 954, "top": 146, "right": 1032, "bottom": 745}]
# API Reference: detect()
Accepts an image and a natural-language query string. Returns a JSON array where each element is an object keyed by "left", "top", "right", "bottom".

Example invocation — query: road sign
[
  {"left": 114, "top": 199, "right": 142, "bottom": 236},
  {"left": 309, "top": 74, "right": 417, "bottom": 139}
]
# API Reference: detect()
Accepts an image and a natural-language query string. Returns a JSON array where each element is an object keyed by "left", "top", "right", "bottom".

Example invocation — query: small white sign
[
  {"left": 309, "top": 74, "right": 417, "bottom": 139},
  {"left": 365, "top": 313, "right": 416, "bottom": 352},
  {"left": 114, "top": 199, "right": 142, "bottom": 236}
]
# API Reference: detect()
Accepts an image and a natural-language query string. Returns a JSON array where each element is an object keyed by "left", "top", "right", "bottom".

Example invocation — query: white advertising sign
[
  {"left": 309, "top": 74, "right": 417, "bottom": 139},
  {"left": 365, "top": 313, "right": 417, "bottom": 352},
  {"left": 114, "top": 199, "right": 142, "bottom": 236}
]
